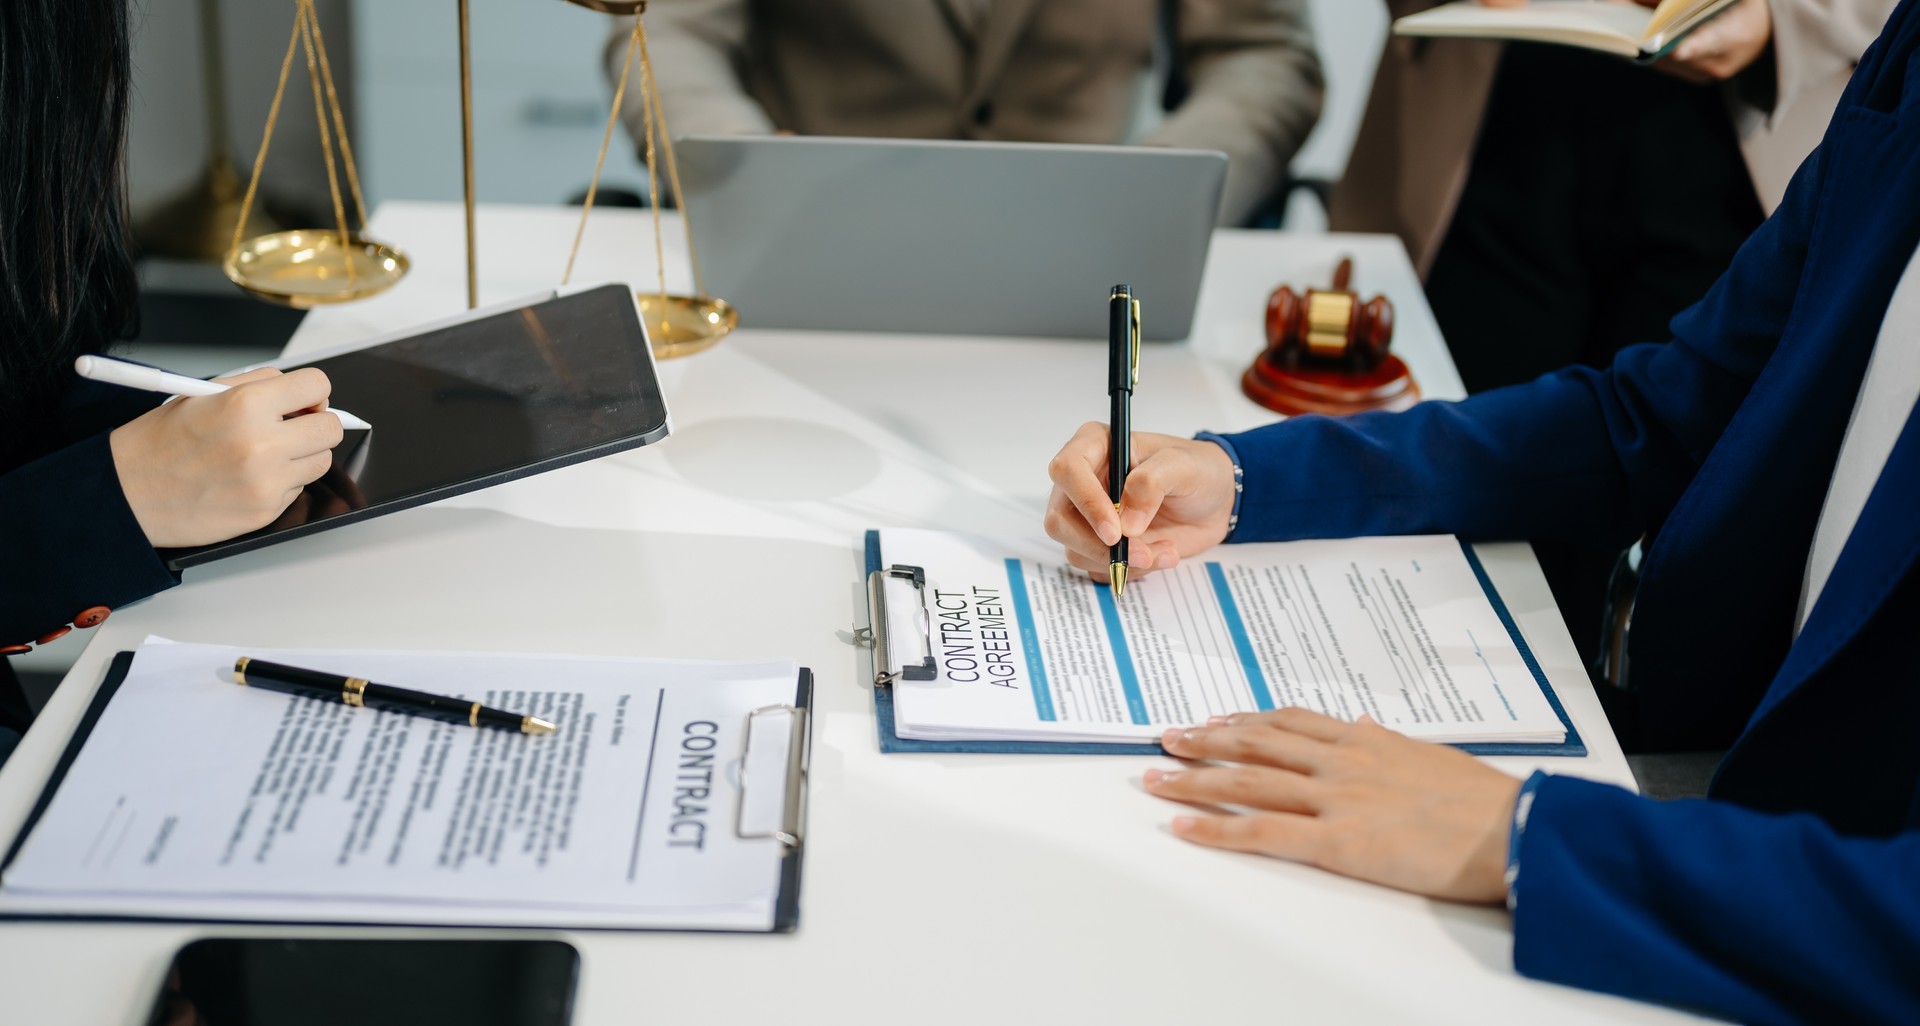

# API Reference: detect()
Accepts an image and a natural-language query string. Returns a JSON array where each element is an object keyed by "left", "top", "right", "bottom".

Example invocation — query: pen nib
[
  {"left": 1110, "top": 563, "right": 1127, "bottom": 598},
  {"left": 522, "top": 716, "right": 557, "bottom": 735}
]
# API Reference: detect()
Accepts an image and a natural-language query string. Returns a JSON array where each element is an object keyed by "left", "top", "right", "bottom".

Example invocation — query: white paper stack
[
  {"left": 0, "top": 640, "right": 806, "bottom": 931},
  {"left": 876, "top": 531, "right": 1568, "bottom": 747}
]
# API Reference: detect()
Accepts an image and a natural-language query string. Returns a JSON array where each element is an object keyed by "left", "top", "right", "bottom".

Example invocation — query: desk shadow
[
  {"left": 175, "top": 507, "right": 860, "bottom": 654},
  {"left": 664, "top": 416, "right": 883, "bottom": 501}
]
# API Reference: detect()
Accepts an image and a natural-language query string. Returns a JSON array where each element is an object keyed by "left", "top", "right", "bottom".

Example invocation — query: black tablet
[{"left": 163, "top": 283, "right": 670, "bottom": 571}]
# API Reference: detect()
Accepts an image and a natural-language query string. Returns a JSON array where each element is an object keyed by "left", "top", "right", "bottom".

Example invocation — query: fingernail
[
  {"left": 1206, "top": 715, "right": 1229, "bottom": 727},
  {"left": 1171, "top": 816, "right": 1199, "bottom": 834},
  {"left": 1144, "top": 768, "right": 1180, "bottom": 786},
  {"left": 1097, "top": 521, "right": 1120, "bottom": 546},
  {"left": 1161, "top": 727, "right": 1203, "bottom": 748},
  {"left": 1120, "top": 510, "right": 1148, "bottom": 536}
]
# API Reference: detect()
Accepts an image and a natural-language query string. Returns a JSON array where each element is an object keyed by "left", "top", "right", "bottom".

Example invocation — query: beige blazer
[
  {"left": 609, "top": 0, "right": 1323, "bottom": 225},
  {"left": 1328, "top": 0, "right": 1898, "bottom": 275}
]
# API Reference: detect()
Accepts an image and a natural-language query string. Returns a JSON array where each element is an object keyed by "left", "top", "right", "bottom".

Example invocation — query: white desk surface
[{"left": 0, "top": 202, "right": 1698, "bottom": 1025}]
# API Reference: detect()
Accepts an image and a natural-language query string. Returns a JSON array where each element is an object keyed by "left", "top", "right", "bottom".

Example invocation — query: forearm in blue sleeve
[
  {"left": 0, "top": 432, "right": 177, "bottom": 644},
  {"left": 1512, "top": 775, "right": 1920, "bottom": 1025},
  {"left": 1212, "top": 109, "right": 1831, "bottom": 546}
]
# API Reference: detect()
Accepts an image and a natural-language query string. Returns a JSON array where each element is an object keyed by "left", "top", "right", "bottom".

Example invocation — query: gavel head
[{"left": 1264, "top": 285, "right": 1395, "bottom": 373}]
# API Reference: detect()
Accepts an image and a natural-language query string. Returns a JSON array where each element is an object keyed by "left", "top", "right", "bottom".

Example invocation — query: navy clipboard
[
  {"left": 0, "top": 651, "right": 813, "bottom": 933},
  {"left": 864, "top": 530, "right": 1585, "bottom": 757}
]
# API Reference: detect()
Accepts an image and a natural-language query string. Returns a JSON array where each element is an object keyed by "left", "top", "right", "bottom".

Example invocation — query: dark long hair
[{"left": 0, "top": 0, "right": 139, "bottom": 433}]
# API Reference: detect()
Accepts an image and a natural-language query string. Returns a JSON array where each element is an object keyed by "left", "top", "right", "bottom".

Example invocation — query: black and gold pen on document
[
  {"left": 232, "top": 657, "right": 557, "bottom": 735},
  {"left": 1108, "top": 284, "right": 1141, "bottom": 597}
]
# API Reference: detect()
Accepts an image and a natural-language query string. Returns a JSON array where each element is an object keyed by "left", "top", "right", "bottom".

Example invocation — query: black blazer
[{"left": 1, "top": 377, "right": 173, "bottom": 727}]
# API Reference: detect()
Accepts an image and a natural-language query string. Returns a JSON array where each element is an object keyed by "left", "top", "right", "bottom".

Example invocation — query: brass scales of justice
[{"left": 220, "top": 0, "right": 736, "bottom": 359}]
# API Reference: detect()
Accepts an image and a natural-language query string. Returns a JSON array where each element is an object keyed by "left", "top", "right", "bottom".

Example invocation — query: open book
[
  {"left": 1392, "top": 0, "right": 1742, "bottom": 61},
  {"left": 865, "top": 530, "right": 1581, "bottom": 754}
]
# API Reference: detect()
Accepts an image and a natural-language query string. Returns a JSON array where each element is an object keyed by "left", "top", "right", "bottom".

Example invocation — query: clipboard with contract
[
  {"left": 0, "top": 640, "right": 811, "bottom": 933},
  {"left": 861, "top": 528, "right": 1584, "bottom": 757}
]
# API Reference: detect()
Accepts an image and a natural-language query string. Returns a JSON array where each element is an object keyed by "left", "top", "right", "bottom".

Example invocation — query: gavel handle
[{"left": 1331, "top": 257, "right": 1353, "bottom": 293}]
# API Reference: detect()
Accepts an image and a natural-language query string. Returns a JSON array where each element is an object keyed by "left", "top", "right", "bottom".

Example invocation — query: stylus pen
[
  {"left": 233, "top": 657, "right": 557, "bottom": 735},
  {"left": 1108, "top": 285, "right": 1140, "bottom": 597},
  {"left": 74, "top": 355, "right": 373, "bottom": 431}
]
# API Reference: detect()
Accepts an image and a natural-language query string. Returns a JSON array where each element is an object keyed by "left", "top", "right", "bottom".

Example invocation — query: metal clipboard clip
[
  {"left": 859, "top": 564, "right": 936, "bottom": 687},
  {"left": 735, "top": 702, "right": 808, "bottom": 854}
]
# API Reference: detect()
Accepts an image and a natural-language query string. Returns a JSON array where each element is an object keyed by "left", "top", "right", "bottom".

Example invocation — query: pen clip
[{"left": 1128, "top": 298, "right": 1141, "bottom": 387}]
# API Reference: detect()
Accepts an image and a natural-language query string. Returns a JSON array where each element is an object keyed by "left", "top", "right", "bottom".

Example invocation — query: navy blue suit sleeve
[
  {"left": 1513, "top": 776, "right": 1920, "bottom": 1024},
  {"left": 1214, "top": 117, "right": 1829, "bottom": 548},
  {"left": 0, "top": 431, "right": 178, "bottom": 645},
  {"left": 58, "top": 375, "right": 169, "bottom": 441}
]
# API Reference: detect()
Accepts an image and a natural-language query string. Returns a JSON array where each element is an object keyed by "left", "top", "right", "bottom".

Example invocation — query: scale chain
[
  {"left": 636, "top": 20, "right": 706, "bottom": 299},
  {"left": 229, "top": 11, "right": 304, "bottom": 260},
  {"left": 563, "top": 19, "right": 643, "bottom": 286},
  {"left": 296, "top": 0, "right": 354, "bottom": 284},
  {"left": 228, "top": 0, "right": 368, "bottom": 288}
]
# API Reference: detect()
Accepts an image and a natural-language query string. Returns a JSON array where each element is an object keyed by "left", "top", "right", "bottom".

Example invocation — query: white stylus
[{"left": 74, "top": 355, "right": 373, "bottom": 431}]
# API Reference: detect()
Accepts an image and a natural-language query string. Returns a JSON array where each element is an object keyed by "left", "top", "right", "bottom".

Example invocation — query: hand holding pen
[
  {"left": 1042, "top": 285, "right": 1240, "bottom": 585},
  {"left": 1107, "top": 285, "right": 1140, "bottom": 596},
  {"left": 1044, "top": 429, "right": 1239, "bottom": 582}
]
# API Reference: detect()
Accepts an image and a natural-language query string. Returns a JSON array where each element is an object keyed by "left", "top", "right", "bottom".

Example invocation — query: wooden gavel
[{"left": 1262, "top": 258, "right": 1395, "bottom": 374}]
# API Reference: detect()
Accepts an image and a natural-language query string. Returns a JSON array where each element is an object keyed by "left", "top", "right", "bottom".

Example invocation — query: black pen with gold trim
[
  {"left": 1108, "top": 284, "right": 1141, "bottom": 597},
  {"left": 232, "top": 657, "right": 556, "bottom": 735}
]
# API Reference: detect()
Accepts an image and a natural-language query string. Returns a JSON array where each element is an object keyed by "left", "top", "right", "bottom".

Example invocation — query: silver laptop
[{"left": 674, "top": 136, "right": 1227, "bottom": 341}]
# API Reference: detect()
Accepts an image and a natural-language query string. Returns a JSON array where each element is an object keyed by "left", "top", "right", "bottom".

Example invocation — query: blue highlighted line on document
[
  {"left": 1003, "top": 559, "right": 1057, "bottom": 721},
  {"left": 1093, "top": 581, "right": 1150, "bottom": 725},
  {"left": 1206, "top": 563, "right": 1277, "bottom": 711}
]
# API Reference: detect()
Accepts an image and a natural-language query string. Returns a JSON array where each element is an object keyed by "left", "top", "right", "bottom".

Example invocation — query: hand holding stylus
[{"left": 107, "top": 366, "right": 345, "bottom": 548}]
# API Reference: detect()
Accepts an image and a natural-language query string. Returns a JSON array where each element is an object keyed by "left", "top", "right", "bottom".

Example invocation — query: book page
[
  {"left": 878, "top": 531, "right": 1565, "bottom": 745},
  {"left": 0, "top": 642, "right": 801, "bottom": 929},
  {"left": 1393, "top": 1, "right": 1654, "bottom": 57},
  {"left": 1643, "top": 0, "right": 1742, "bottom": 52}
]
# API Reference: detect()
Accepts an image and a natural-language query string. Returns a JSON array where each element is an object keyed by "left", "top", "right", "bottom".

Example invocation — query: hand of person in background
[
  {"left": 109, "top": 368, "right": 343, "bottom": 548},
  {"left": 1043, "top": 423, "right": 1237, "bottom": 581},
  {"left": 1471, "top": 0, "right": 1774, "bottom": 84},
  {"left": 1646, "top": 0, "right": 1774, "bottom": 82},
  {"left": 1145, "top": 708, "right": 1522, "bottom": 904}
]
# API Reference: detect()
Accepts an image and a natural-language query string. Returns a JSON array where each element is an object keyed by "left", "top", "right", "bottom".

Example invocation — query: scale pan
[
  {"left": 637, "top": 293, "right": 737, "bottom": 359},
  {"left": 223, "top": 230, "right": 409, "bottom": 308}
]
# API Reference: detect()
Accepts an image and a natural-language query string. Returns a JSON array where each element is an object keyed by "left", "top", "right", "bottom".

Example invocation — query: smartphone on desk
[{"left": 144, "top": 937, "right": 579, "bottom": 1026}]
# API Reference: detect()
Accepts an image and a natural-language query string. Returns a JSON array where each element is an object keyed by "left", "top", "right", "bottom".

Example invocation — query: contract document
[
  {"left": 0, "top": 640, "right": 810, "bottom": 932},
  {"left": 872, "top": 530, "right": 1569, "bottom": 747}
]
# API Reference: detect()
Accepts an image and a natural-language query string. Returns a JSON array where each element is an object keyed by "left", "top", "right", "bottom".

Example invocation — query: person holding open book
[
  {"left": 1043, "top": 2, "right": 1920, "bottom": 1018},
  {"left": 1334, "top": 0, "right": 1894, "bottom": 393},
  {"left": 0, "top": 0, "right": 347, "bottom": 762}
]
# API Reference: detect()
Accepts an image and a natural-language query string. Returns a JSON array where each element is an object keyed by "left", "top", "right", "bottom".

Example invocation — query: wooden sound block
[{"left": 1241, "top": 354, "right": 1421, "bottom": 417}]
